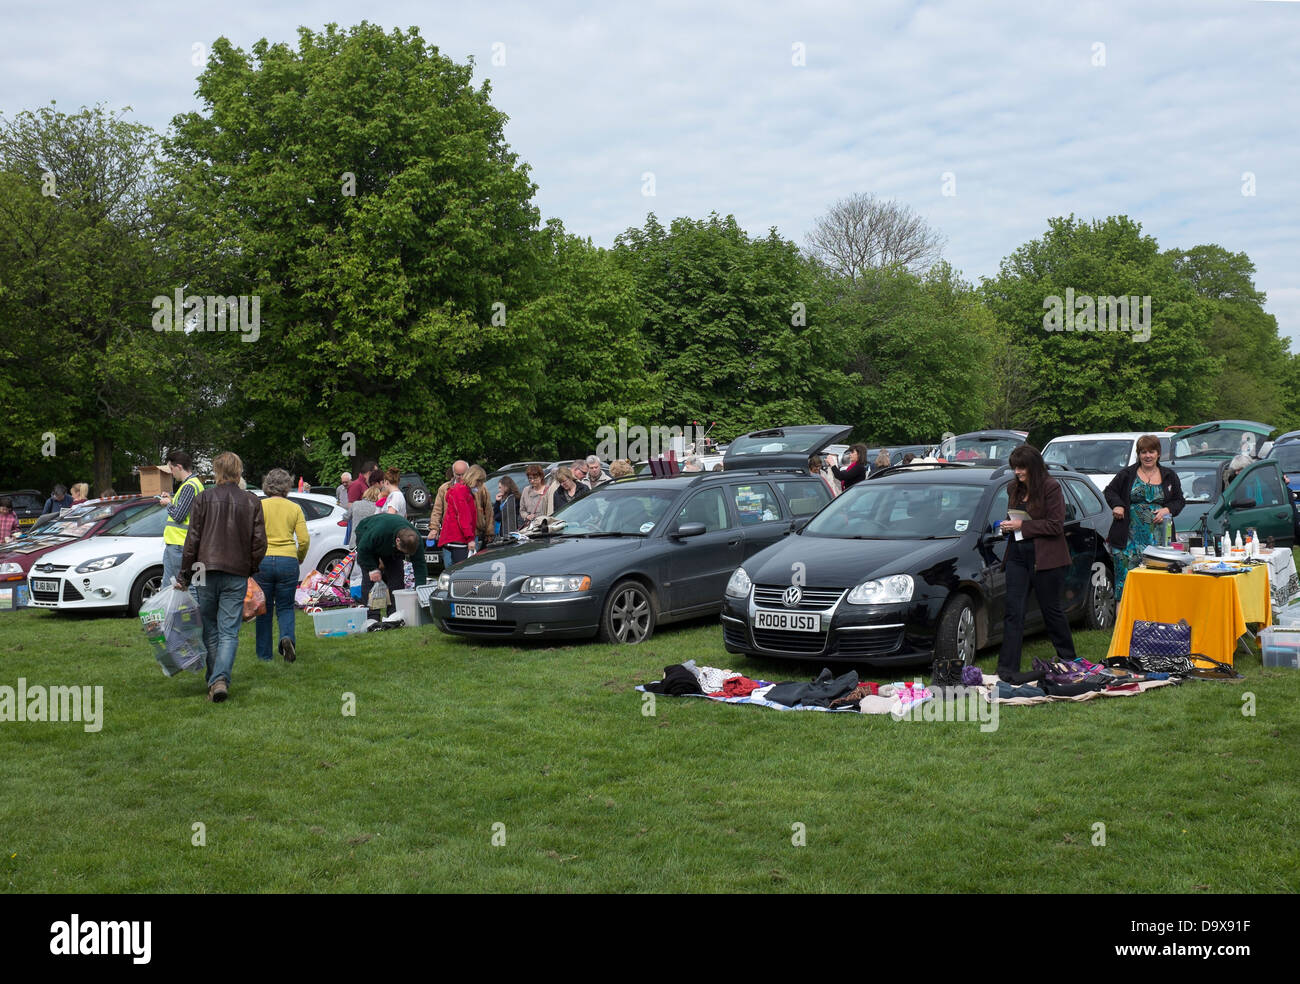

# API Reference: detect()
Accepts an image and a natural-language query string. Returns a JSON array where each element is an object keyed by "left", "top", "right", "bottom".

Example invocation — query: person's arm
[
  {"left": 429, "top": 485, "right": 447, "bottom": 532},
  {"left": 355, "top": 518, "right": 378, "bottom": 570},
  {"left": 1102, "top": 468, "right": 1130, "bottom": 513},
  {"left": 411, "top": 534, "right": 428, "bottom": 584},
  {"left": 1020, "top": 480, "right": 1065, "bottom": 538},
  {"left": 249, "top": 496, "right": 267, "bottom": 574},
  {"left": 179, "top": 496, "right": 204, "bottom": 587},
  {"left": 543, "top": 483, "right": 556, "bottom": 517},
  {"left": 1161, "top": 468, "right": 1186, "bottom": 518},
  {"left": 294, "top": 505, "right": 310, "bottom": 563}
]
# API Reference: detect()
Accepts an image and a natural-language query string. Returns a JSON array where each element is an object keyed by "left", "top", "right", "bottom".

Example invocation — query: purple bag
[{"left": 961, "top": 665, "right": 983, "bottom": 686}]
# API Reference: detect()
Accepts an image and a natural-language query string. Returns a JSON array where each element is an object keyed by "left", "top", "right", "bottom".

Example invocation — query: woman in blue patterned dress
[{"left": 1102, "top": 435, "right": 1186, "bottom": 601}]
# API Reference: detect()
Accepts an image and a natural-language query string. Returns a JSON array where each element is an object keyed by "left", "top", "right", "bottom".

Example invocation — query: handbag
[
  {"left": 242, "top": 577, "right": 266, "bottom": 622},
  {"left": 1129, "top": 618, "right": 1191, "bottom": 659}
]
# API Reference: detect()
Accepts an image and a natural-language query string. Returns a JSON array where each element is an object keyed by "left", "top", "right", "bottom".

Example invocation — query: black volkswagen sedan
[
  {"left": 720, "top": 463, "right": 1115, "bottom": 667},
  {"left": 427, "top": 469, "right": 835, "bottom": 644}
]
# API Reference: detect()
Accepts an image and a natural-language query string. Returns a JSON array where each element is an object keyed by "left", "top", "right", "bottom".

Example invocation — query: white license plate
[
  {"left": 755, "top": 610, "right": 820, "bottom": 632},
  {"left": 452, "top": 603, "right": 497, "bottom": 620},
  {"left": 32, "top": 579, "right": 59, "bottom": 593}
]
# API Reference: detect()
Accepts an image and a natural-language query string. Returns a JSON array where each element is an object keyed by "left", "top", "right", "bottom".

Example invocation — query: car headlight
[
  {"left": 846, "top": 574, "right": 914, "bottom": 604},
  {"left": 522, "top": 575, "right": 592, "bottom": 593},
  {"left": 1, "top": 562, "right": 23, "bottom": 576},
  {"left": 725, "top": 567, "right": 752, "bottom": 599},
  {"left": 437, "top": 572, "right": 451, "bottom": 591},
  {"left": 75, "top": 553, "right": 132, "bottom": 574}
]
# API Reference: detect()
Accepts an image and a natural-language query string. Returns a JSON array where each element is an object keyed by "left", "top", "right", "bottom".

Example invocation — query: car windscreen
[
  {"left": 1169, "top": 464, "right": 1220, "bottom": 503},
  {"left": 32, "top": 503, "right": 127, "bottom": 539},
  {"left": 802, "top": 482, "right": 986, "bottom": 539},
  {"left": 1271, "top": 443, "right": 1300, "bottom": 473},
  {"left": 952, "top": 436, "right": 1021, "bottom": 461},
  {"left": 727, "top": 431, "right": 827, "bottom": 458},
  {"left": 550, "top": 487, "right": 680, "bottom": 535},
  {"left": 1043, "top": 440, "right": 1132, "bottom": 474},
  {"left": 99, "top": 503, "right": 167, "bottom": 537}
]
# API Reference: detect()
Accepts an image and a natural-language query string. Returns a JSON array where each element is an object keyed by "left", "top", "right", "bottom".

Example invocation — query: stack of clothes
[
  {"left": 637, "top": 662, "right": 933, "bottom": 715},
  {"left": 989, "top": 657, "right": 1175, "bottom": 704}
]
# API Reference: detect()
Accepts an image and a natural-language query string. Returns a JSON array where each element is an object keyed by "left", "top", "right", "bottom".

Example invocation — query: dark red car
[{"left": 0, "top": 496, "right": 158, "bottom": 589}]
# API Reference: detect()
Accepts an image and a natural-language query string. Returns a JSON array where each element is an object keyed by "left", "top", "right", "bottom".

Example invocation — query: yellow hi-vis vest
[{"left": 163, "top": 475, "right": 205, "bottom": 546}]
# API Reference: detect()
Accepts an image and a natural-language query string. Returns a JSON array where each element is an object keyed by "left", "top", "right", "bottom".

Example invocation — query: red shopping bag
[{"left": 243, "top": 577, "right": 266, "bottom": 622}]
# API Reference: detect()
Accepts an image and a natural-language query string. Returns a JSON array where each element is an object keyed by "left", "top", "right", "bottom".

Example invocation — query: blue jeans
[
  {"left": 195, "top": 571, "right": 246, "bottom": 687},
  {"left": 254, "top": 554, "right": 299, "bottom": 660},
  {"left": 163, "top": 543, "right": 184, "bottom": 587}
]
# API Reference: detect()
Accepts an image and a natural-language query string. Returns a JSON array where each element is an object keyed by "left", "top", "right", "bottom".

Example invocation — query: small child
[{"left": 0, "top": 497, "right": 17, "bottom": 543}]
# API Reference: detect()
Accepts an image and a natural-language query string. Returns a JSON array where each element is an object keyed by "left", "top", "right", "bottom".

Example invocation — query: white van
[{"left": 1041, "top": 432, "right": 1175, "bottom": 495}]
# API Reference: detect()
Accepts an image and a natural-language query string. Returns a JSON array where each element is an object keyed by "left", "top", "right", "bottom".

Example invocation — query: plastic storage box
[
  {"left": 311, "top": 606, "right": 369, "bottom": 638},
  {"left": 1259, "top": 626, "right": 1300, "bottom": 668},
  {"left": 394, "top": 588, "right": 433, "bottom": 627}
]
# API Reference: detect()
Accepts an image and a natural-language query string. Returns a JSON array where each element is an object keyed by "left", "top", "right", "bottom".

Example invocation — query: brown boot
[{"left": 207, "top": 679, "right": 229, "bottom": 703}]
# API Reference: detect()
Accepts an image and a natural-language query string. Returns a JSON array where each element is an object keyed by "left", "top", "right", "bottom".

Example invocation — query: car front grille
[
  {"left": 722, "top": 621, "right": 749, "bottom": 649},
  {"left": 34, "top": 563, "right": 70, "bottom": 574},
  {"left": 444, "top": 619, "right": 515, "bottom": 635},
  {"left": 62, "top": 581, "right": 84, "bottom": 601},
  {"left": 451, "top": 578, "right": 503, "bottom": 600},
  {"left": 833, "top": 628, "right": 905, "bottom": 657},
  {"left": 752, "top": 628, "right": 827, "bottom": 655},
  {"left": 753, "top": 585, "right": 844, "bottom": 611}
]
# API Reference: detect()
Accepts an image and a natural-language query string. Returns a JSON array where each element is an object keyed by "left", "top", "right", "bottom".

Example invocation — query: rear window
[
  {"left": 1065, "top": 479, "right": 1105, "bottom": 516},
  {"left": 289, "top": 496, "right": 333, "bottom": 521},
  {"left": 728, "top": 431, "right": 829, "bottom": 457},
  {"left": 730, "top": 483, "right": 783, "bottom": 525}
]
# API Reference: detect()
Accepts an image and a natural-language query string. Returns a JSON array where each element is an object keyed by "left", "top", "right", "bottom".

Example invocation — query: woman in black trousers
[{"left": 998, "top": 445, "right": 1077, "bottom": 679}]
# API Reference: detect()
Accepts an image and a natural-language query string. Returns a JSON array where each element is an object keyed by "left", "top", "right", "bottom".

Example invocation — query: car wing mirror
[
  {"left": 671, "top": 521, "right": 707, "bottom": 539},
  {"left": 1230, "top": 498, "right": 1257, "bottom": 510}
]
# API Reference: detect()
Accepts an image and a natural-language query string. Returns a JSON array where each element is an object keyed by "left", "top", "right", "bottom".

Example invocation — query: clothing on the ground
[{"left": 643, "top": 665, "right": 705, "bottom": 696}]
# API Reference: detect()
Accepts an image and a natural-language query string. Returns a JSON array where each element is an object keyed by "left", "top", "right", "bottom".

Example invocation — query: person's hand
[
  {"left": 1001, "top": 518, "right": 1022, "bottom": 532},
  {"left": 1153, "top": 508, "right": 1171, "bottom": 522},
  {"left": 496, "top": 490, "right": 503, "bottom": 500},
  {"left": 369, "top": 570, "right": 382, "bottom": 582},
  {"left": 1112, "top": 506, "right": 1125, "bottom": 519},
  {"left": 825, "top": 454, "right": 838, "bottom": 466},
  {"left": 159, "top": 494, "right": 171, "bottom": 506}
]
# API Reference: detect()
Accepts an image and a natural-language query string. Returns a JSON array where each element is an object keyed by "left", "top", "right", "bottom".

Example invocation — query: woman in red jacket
[
  {"left": 997, "top": 444, "right": 1077, "bottom": 679},
  {"left": 437, "top": 477, "right": 479, "bottom": 566}
]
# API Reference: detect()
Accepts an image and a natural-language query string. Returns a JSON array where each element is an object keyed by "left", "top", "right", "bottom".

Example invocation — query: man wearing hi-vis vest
[{"left": 160, "top": 450, "right": 204, "bottom": 588}]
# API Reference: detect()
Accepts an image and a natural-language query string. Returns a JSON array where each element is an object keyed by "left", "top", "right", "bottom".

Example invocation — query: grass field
[{"left": 1, "top": 599, "right": 1298, "bottom": 894}]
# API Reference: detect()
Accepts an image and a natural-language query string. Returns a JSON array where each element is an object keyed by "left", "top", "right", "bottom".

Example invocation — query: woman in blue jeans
[{"left": 255, "top": 468, "right": 310, "bottom": 662}]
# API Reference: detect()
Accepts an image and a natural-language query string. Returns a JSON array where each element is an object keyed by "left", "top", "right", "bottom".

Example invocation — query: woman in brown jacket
[{"left": 997, "top": 444, "right": 1077, "bottom": 679}]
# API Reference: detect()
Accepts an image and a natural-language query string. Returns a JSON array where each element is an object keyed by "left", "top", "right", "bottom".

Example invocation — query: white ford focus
[{"left": 26, "top": 493, "right": 351, "bottom": 616}]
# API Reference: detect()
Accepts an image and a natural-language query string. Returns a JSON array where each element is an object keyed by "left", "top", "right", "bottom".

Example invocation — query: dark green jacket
[{"left": 354, "top": 512, "right": 428, "bottom": 584}]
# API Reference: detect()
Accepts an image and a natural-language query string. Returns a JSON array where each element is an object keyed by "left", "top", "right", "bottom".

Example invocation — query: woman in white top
[{"left": 381, "top": 467, "right": 407, "bottom": 518}]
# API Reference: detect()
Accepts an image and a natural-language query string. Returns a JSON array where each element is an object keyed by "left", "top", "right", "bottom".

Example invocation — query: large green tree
[
  {"left": 164, "top": 22, "right": 545, "bottom": 483},
  {"left": 612, "top": 212, "right": 855, "bottom": 441},
  {"left": 0, "top": 103, "right": 182, "bottom": 493},
  {"left": 982, "top": 215, "right": 1218, "bottom": 444}
]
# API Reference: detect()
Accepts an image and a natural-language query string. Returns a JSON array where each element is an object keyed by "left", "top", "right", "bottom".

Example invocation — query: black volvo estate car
[
  {"left": 428, "top": 469, "right": 834, "bottom": 644},
  {"left": 720, "top": 463, "right": 1115, "bottom": 667}
]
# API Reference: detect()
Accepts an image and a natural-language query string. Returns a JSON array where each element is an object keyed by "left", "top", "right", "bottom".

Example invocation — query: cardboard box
[{"left": 138, "top": 466, "right": 173, "bottom": 496}]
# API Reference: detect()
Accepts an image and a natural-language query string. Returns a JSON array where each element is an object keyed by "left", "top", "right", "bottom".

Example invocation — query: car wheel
[
  {"left": 1082, "top": 561, "right": 1116, "bottom": 631},
  {"left": 129, "top": 566, "right": 165, "bottom": 617},
  {"left": 320, "top": 550, "right": 348, "bottom": 574},
  {"left": 409, "top": 486, "right": 430, "bottom": 509},
  {"left": 934, "top": 594, "right": 976, "bottom": 665},
  {"left": 600, "top": 580, "right": 657, "bottom": 644}
]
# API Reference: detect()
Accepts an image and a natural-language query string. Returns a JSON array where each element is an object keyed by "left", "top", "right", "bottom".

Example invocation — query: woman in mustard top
[{"left": 256, "top": 468, "right": 310, "bottom": 662}]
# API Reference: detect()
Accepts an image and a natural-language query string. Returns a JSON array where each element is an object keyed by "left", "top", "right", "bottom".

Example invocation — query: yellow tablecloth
[{"left": 1106, "top": 566, "right": 1271, "bottom": 668}]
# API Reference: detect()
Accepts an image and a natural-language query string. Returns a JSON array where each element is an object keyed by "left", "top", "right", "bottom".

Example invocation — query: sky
[{"left": 3, "top": 0, "right": 1298, "bottom": 342}]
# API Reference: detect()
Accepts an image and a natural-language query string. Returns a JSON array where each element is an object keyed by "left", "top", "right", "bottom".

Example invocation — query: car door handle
[
  {"left": 1275, "top": 511, "right": 1290, "bottom": 519},
  {"left": 727, "top": 538, "right": 742, "bottom": 547}
]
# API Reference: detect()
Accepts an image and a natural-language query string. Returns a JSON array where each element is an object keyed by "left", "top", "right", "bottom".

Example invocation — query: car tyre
[
  {"left": 129, "top": 566, "right": 165, "bottom": 617},
  {"left": 1081, "top": 561, "right": 1116, "bottom": 631},
  {"left": 319, "top": 550, "right": 348, "bottom": 574},
  {"left": 934, "top": 593, "right": 977, "bottom": 665},
  {"left": 600, "top": 579, "right": 657, "bottom": 645}
]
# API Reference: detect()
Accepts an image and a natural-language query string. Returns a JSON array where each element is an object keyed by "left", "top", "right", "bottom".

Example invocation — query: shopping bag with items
[
  {"left": 139, "top": 586, "right": 206, "bottom": 677},
  {"left": 243, "top": 577, "right": 266, "bottom": 622}
]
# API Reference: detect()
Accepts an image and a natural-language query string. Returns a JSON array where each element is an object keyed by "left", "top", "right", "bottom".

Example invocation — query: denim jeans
[
  {"left": 254, "top": 554, "right": 299, "bottom": 660},
  {"left": 162, "top": 543, "right": 184, "bottom": 588},
  {"left": 195, "top": 571, "right": 246, "bottom": 687}
]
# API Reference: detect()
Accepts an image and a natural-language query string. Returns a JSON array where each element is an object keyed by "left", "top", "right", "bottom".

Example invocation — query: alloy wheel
[{"left": 610, "top": 586, "right": 652, "bottom": 643}]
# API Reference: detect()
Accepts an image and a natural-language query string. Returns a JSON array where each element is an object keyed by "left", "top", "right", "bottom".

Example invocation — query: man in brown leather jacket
[{"left": 179, "top": 451, "right": 267, "bottom": 702}]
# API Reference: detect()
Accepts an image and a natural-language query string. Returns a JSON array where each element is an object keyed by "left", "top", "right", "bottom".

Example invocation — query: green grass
[{"left": 1, "top": 602, "right": 1297, "bottom": 893}]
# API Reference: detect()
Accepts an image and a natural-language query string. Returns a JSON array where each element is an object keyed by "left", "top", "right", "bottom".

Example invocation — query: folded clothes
[
  {"left": 717, "top": 675, "right": 762, "bottom": 698},
  {"left": 995, "top": 681, "right": 1046, "bottom": 699},
  {"left": 644, "top": 664, "right": 705, "bottom": 696},
  {"left": 828, "top": 681, "right": 880, "bottom": 709}
]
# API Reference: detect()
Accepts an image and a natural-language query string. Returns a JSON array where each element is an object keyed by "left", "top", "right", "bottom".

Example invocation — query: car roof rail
[{"left": 870, "top": 462, "right": 973, "bottom": 479}]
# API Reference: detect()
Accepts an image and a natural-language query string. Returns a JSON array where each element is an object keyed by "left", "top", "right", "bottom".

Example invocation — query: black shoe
[{"left": 279, "top": 637, "right": 296, "bottom": 663}]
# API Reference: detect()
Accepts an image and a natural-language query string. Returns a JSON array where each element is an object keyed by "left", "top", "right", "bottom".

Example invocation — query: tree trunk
[{"left": 93, "top": 436, "right": 114, "bottom": 497}]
